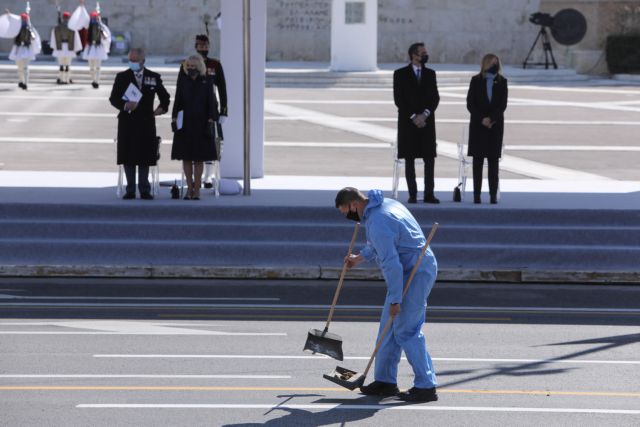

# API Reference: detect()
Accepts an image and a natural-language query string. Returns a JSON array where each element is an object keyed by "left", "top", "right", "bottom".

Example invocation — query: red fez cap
[
  {"left": 90, "top": 11, "right": 99, "bottom": 17},
  {"left": 20, "top": 13, "right": 29, "bottom": 19},
  {"left": 63, "top": 11, "right": 71, "bottom": 18}
]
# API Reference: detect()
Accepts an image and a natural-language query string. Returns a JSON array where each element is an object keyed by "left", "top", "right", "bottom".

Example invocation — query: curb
[{"left": 0, "top": 265, "right": 638, "bottom": 284}]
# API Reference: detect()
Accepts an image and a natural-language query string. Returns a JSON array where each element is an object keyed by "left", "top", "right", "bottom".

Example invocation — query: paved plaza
[{"left": 0, "top": 62, "right": 638, "bottom": 194}]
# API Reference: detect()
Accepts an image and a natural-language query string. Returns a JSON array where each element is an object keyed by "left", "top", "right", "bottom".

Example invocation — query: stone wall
[
  {"left": 265, "top": 0, "right": 543, "bottom": 65},
  {"left": 3, "top": 0, "right": 635, "bottom": 70},
  {"left": 0, "top": 0, "right": 223, "bottom": 58}
]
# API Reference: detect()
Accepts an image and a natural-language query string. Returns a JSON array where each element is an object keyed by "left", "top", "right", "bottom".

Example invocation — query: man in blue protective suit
[{"left": 335, "top": 187, "right": 438, "bottom": 402}]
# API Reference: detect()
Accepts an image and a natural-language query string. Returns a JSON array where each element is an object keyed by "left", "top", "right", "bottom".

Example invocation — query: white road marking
[
  {"left": 265, "top": 116, "right": 640, "bottom": 125},
  {"left": 439, "top": 91, "right": 640, "bottom": 113},
  {"left": 0, "top": 320, "right": 286, "bottom": 336},
  {"left": 508, "top": 84, "right": 640, "bottom": 96},
  {"left": 0, "top": 331, "right": 285, "bottom": 336},
  {"left": 266, "top": 142, "right": 640, "bottom": 152},
  {"left": 0, "top": 322, "right": 229, "bottom": 327},
  {"left": 0, "top": 295, "right": 279, "bottom": 301},
  {"left": 74, "top": 403, "right": 640, "bottom": 415},
  {"left": 0, "top": 95, "right": 110, "bottom": 101},
  {"left": 0, "top": 302, "right": 297, "bottom": 308},
  {"left": 0, "top": 137, "right": 114, "bottom": 144},
  {"left": 1, "top": 137, "right": 636, "bottom": 153},
  {"left": 263, "top": 101, "right": 610, "bottom": 180},
  {"left": 506, "top": 145, "right": 640, "bottom": 152},
  {"left": 92, "top": 354, "right": 640, "bottom": 365},
  {"left": 0, "top": 111, "right": 171, "bottom": 119},
  {"left": 267, "top": 141, "right": 388, "bottom": 148},
  {"left": 0, "top": 374, "right": 290, "bottom": 379},
  {"left": 1, "top": 302, "right": 639, "bottom": 313}
]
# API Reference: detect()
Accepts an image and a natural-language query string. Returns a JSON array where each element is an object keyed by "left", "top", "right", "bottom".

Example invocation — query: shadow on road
[
  {"left": 221, "top": 395, "right": 386, "bottom": 427},
  {"left": 439, "top": 332, "right": 640, "bottom": 389}
]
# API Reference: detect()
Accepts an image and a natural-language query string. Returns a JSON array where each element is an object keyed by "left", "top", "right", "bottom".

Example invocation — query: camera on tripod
[
  {"left": 528, "top": 12, "right": 554, "bottom": 28},
  {"left": 522, "top": 8, "right": 587, "bottom": 70}
]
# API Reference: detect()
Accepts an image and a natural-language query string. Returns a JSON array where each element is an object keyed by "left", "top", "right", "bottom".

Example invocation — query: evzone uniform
[
  {"left": 50, "top": 12, "right": 81, "bottom": 84},
  {"left": 82, "top": 10, "right": 111, "bottom": 88},
  {"left": 9, "top": 13, "right": 41, "bottom": 90}
]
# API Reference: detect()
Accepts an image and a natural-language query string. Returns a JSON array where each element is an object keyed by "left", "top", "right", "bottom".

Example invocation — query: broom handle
[
  {"left": 362, "top": 222, "right": 439, "bottom": 378},
  {"left": 324, "top": 222, "right": 360, "bottom": 332}
]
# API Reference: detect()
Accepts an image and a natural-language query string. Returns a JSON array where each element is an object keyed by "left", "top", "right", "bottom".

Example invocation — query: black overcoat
[
  {"left": 171, "top": 72, "right": 217, "bottom": 161},
  {"left": 393, "top": 64, "right": 440, "bottom": 159},
  {"left": 466, "top": 73, "right": 508, "bottom": 158},
  {"left": 109, "top": 68, "right": 170, "bottom": 166}
]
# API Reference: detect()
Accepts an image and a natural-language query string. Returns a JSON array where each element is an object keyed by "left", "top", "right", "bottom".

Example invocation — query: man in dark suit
[
  {"left": 109, "top": 48, "right": 170, "bottom": 200},
  {"left": 393, "top": 43, "right": 440, "bottom": 204}
]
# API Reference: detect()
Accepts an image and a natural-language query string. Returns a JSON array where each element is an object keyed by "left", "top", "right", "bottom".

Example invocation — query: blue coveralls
[{"left": 360, "top": 189, "right": 438, "bottom": 388}]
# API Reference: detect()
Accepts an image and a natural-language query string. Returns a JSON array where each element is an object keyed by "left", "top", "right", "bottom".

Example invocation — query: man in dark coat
[
  {"left": 109, "top": 48, "right": 170, "bottom": 200},
  {"left": 466, "top": 54, "right": 508, "bottom": 204},
  {"left": 393, "top": 42, "right": 440, "bottom": 204}
]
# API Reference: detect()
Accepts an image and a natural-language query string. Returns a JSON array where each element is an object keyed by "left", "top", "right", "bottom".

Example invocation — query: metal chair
[
  {"left": 391, "top": 140, "right": 404, "bottom": 200},
  {"left": 455, "top": 127, "right": 471, "bottom": 202}
]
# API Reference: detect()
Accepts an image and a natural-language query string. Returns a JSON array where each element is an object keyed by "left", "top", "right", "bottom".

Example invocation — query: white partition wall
[
  {"left": 220, "top": 0, "right": 266, "bottom": 179},
  {"left": 330, "top": 0, "right": 377, "bottom": 71}
]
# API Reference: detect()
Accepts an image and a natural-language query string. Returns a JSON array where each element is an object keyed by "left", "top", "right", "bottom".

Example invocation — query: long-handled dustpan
[
  {"left": 324, "top": 223, "right": 439, "bottom": 390},
  {"left": 303, "top": 222, "right": 360, "bottom": 361}
]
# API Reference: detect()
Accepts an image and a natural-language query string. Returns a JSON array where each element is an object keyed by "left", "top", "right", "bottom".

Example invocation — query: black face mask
[
  {"left": 420, "top": 54, "right": 429, "bottom": 65},
  {"left": 487, "top": 64, "right": 499, "bottom": 74},
  {"left": 346, "top": 208, "right": 360, "bottom": 222},
  {"left": 187, "top": 68, "right": 199, "bottom": 78},
  {"left": 197, "top": 50, "right": 209, "bottom": 59}
]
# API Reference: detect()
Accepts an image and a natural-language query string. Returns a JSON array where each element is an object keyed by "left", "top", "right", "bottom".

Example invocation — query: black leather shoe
[
  {"left": 424, "top": 196, "right": 440, "bottom": 204},
  {"left": 490, "top": 195, "right": 498, "bottom": 204},
  {"left": 474, "top": 195, "right": 481, "bottom": 204},
  {"left": 407, "top": 196, "right": 417, "bottom": 204},
  {"left": 397, "top": 386, "right": 438, "bottom": 402},
  {"left": 122, "top": 192, "right": 135, "bottom": 200},
  {"left": 92, "top": 82, "right": 99, "bottom": 89},
  {"left": 359, "top": 381, "right": 400, "bottom": 397},
  {"left": 204, "top": 182, "right": 213, "bottom": 189},
  {"left": 140, "top": 192, "right": 154, "bottom": 200}
]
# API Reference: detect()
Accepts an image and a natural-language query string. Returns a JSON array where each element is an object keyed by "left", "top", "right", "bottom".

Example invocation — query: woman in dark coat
[
  {"left": 466, "top": 53, "right": 508, "bottom": 204},
  {"left": 171, "top": 55, "right": 217, "bottom": 200}
]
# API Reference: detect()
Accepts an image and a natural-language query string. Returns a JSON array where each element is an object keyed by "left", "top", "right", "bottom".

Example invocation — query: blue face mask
[{"left": 129, "top": 62, "right": 141, "bottom": 72}]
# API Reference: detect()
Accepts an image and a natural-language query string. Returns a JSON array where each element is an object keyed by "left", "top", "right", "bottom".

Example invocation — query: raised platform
[{"left": 1, "top": 172, "right": 638, "bottom": 284}]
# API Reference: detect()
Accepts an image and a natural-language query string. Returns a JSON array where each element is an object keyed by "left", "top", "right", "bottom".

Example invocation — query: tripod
[{"left": 522, "top": 26, "right": 558, "bottom": 69}]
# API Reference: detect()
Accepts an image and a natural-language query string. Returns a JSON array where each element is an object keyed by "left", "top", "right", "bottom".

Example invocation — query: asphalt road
[{"left": 1, "top": 278, "right": 639, "bottom": 426}]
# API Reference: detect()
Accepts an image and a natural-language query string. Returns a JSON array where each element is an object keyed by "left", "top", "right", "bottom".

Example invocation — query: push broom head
[{"left": 323, "top": 366, "right": 365, "bottom": 390}]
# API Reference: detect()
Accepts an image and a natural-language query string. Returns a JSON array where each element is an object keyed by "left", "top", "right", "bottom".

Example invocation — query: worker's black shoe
[
  {"left": 397, "top": 386, "right": 438, "bottom": 402},
  {"left": 359, "top": 381, "right": 399, "bottom": 397}
]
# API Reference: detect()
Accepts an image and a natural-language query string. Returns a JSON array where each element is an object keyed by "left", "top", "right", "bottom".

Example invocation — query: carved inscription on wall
[
  {"left": 273, "top": 0, "right": 331, "bottom": 31},
  {"left": 378, "top": 11, "right": 414, "bottom": 25}
]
